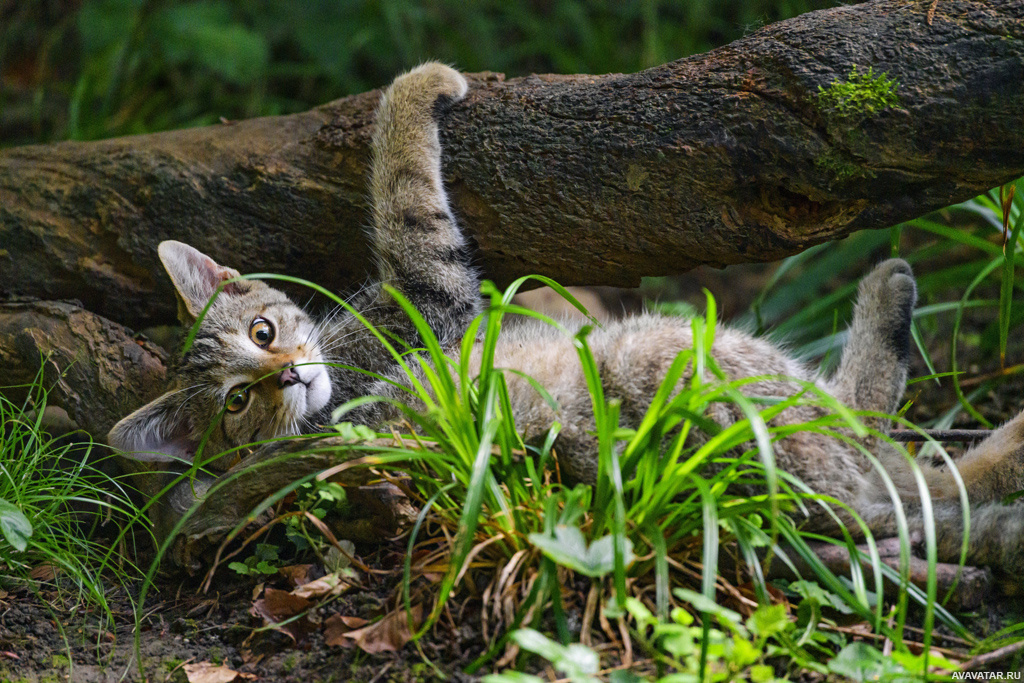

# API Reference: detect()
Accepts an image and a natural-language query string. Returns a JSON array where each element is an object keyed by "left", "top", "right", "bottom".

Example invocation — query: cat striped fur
[{"left": 110, "top": 63, "right": 1024, "bottom": 577}]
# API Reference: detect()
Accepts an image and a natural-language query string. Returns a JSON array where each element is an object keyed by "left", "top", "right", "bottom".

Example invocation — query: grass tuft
[{"left": 0, "top": 365, "right": 144, "bottom": 655}]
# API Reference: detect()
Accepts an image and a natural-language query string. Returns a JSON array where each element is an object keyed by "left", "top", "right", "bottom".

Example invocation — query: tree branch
[{"left": 2, "top": 1, "right": 1022, "bottom": 329}]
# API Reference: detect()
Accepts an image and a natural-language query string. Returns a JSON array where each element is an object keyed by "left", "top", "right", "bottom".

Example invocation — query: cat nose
[{"left": 277, "top": 364, "right": 302, "bottom": 388}]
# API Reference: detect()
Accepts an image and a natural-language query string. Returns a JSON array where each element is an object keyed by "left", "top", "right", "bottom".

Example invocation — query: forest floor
[{"left": 3, "top": 264, "right": 1024, "bottom": 682}]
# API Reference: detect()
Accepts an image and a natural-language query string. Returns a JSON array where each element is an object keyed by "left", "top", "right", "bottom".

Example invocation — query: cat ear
[
  {"left": 108, "top": 390, "right": 196, "bottom": 464},
  {"left": 157, "top": 241, "right": 246, "bottom": 324}
]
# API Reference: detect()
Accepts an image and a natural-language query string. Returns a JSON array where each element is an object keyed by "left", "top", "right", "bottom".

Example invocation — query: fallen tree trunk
[
  {"left": 2, "top": 0, "right": 1023, "bottom": 328},
  {"left": 0, "top": 300, "right": 166, "bottom": 436}
]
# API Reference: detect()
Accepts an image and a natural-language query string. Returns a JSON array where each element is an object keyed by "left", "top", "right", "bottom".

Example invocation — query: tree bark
[
  {"left": 1, "top": 0, "right": 1022, "bottom": 328},
  {"left": 0, "top": 300, "right": 167, "bottom": 436}
]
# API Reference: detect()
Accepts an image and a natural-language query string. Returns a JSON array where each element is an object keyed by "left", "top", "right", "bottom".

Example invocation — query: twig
[
  {"left": 959, "top": 362, "right": 1024, "bottom": 388},
  {"left": 962, "top": 640, "right": 1024, "bottom": 671},
  {"left": 888, "top": 429, "right": 991, "bottom": 443}
]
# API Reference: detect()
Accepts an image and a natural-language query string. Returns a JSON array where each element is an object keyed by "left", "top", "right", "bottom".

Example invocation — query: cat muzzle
[{"left": 277, "top": 365, "right": 303, "bottom": 388}]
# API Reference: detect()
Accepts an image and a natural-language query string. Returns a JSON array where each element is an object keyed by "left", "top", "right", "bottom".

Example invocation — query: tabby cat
[{"left": 110, "top": 63, "right": 1024, "bottom": 575}]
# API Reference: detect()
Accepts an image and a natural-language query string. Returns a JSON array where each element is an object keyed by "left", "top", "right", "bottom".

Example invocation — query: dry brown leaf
[
  {"left": 28, "top": 563, "right": 57, "bottom": 581},
  {"left": 342, "top": 605, "right": 422, "bottom": 654},
  {"left": 291, "top": 573, "right": 350, "bottom": 600},
  {"left": 183, "top": 661, "right": 253, "bottom": 683},
  {"left": 324, "top": 614, "right": 370, "bottom": 648},
  {"left": 250, "top": 587, "right": 316, "bottom": 642},
  {"left": 278, "top": 564, "right": 318, "bottom": 588}
]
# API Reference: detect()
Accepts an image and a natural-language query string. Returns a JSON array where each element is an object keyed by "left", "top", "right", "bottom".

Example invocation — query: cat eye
[
  {"left": 249, "top": 317, "right": 275, "bottom": 348},
  {"left": 225, "top": 386, "right": 250, "bottom": 413}
]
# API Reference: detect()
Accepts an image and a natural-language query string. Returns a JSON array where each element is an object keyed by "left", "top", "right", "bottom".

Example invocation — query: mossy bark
[{"left": 2, "top": 0, "right": 1023, "bottom": 328}]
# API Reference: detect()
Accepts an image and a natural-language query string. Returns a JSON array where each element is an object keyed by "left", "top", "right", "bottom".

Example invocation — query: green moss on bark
[{"left": 817, "top": 66, "right": 899, "bottom": 119}]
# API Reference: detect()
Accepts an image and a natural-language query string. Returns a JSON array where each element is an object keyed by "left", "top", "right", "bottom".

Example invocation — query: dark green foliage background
[{"left": 1, "top": 0, "right": 832, "bottom": 145}]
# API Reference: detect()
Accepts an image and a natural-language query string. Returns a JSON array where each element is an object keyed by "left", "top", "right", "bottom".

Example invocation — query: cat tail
[{"left": 369, "top": 62, "right": 480, "bottom": 346}]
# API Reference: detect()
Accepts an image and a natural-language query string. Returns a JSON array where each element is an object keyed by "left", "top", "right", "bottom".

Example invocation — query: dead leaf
[
  {"left": 28, "top": 564, "right": 57, "bottom": 581},
  {"left": 291, "top": 573, "right": 350, "bottom": 600},
  {"left": 342, "top": 605, "right": 422, "bottom": 654},
  {"left": 278, "top": 564, "right": 317, "bottom": 588},
  {"left": 324, "top": 614, "right": 370, "bottom": 648},
  {"left": 250, "top": 587, "right": 316, "bottom": 642},
  {"left": 183, "top": 661, "right": 252, "bottom": 683}
]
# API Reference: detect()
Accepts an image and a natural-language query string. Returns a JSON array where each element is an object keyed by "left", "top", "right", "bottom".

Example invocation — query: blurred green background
[{"left": 1, "top": 0, "right": 832, "bottom": 146}]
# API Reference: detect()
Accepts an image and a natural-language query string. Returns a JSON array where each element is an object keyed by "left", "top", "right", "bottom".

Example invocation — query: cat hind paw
[{"left": 857, "top": 258, "right": 917, "bottom": 362}]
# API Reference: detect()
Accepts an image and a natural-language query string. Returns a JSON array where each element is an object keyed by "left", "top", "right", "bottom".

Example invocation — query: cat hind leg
[{"left": 828, "top": 258, "right": 916, "bottom": 419}]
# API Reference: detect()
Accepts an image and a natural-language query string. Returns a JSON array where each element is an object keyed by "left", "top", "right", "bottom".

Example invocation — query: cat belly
[{"left": 471, "top": 313, "right": 871, "bottom": 502}]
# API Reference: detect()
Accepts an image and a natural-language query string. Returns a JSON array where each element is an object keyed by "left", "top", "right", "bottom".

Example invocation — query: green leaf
[
  {"left": 511, "top": 629, "right": 599, "bottom": 682},
  {"left": 528, "top": 525, "right": 634, "bottom": 578},
  {"left": 658, "top": 626, "right": 697, "bottom": 658},
  {"left": 228, "top": 561, "right": 252, "bottom": 575},
  {"left": 255, "top": 560, "right": 279, "bottom": 575},
  {"left": 890, "top": 649, "right": 959, "bottom": 674},
  {"left": 624, "top": 596, "right": 655, "bottom": 626},
  {"left": 0, "top": 498, "right": 32, "bottom": 552},
  {"left": 788, "top": 580, "right": 854, "bottom": 614},
  {"left": 482, "top": 674, "right": 545, "bottom": 683},
  {"left": 827, "top": 642, "right": 906, "bottom": 681},
  {"left": 324, "top": 541, "right": 355, "bottom": 573},
  {"left": 748, "top": 604, "right": 789, "bottom": 639},
  {"left": 334, "top": 422, "right": 377, "bottom": 441},
  {"left": 672, "top": 588, "right": 744, "bottom": 632}
]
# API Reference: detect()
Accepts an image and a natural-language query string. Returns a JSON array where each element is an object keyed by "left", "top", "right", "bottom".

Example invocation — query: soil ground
[{"left": 0, "top": 547, "right": 486, "bottom": 683}]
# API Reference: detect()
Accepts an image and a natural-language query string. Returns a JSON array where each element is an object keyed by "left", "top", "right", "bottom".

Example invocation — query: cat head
[{"left": 108, "top": 241, "right": 331, "bottom": 467}]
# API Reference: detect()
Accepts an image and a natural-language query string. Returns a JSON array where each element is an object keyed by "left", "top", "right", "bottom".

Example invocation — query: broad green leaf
[
  {"left": 789, "top": 580, "right": 855, "bottom": 614},
  {"left": 673, "top": 588, "right": 744, "bottom": 632},
  {"left": 511, "top": 629, "right": 599, "bottom": 682},
  {"left": 528, "top": 526, "right": 634, "bottom": 578},
  {"left": 0, "top": 498, "right": 32, "bottom": 552},
  {"left": 748, "top": 604, "right": 790, "bottom": 639},
  {"left": 827, "top": 642, "right": 907, "bottom": 681}
]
